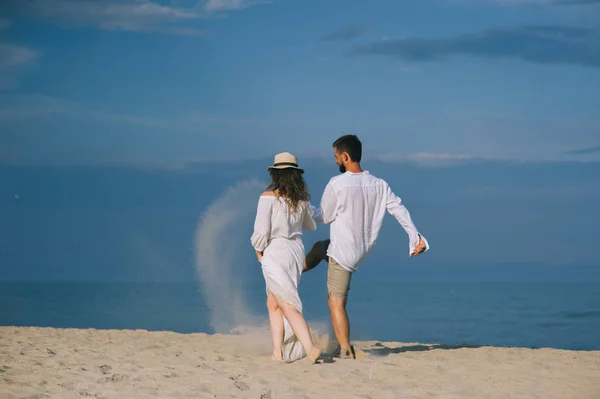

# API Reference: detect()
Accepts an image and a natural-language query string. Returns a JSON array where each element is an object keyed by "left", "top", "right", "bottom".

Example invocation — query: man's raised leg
[{"left": 303, "top": 239, "right": 330, "bottom": 273}]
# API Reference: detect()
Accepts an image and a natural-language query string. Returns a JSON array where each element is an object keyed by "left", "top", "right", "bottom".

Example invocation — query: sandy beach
[{"left": 1, "top": 326, "right": 598, "bottom": 399}]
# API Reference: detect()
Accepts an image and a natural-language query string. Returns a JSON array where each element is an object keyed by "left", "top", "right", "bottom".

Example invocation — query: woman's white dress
[{"left": 250, "top": 195, "right": 317, "bottom": 361}]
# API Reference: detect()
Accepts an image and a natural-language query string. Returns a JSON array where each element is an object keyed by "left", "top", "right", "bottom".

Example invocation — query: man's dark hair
[{"left": 333, "top": 134, "right": 362, "bottom": 162}]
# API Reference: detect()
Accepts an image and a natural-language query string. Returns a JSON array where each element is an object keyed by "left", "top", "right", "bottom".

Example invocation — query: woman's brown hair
[{"left": 266, "top": 168, "right": 310, "bottom": 213}]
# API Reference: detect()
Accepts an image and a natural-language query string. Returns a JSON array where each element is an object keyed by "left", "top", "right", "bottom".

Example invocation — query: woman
[{"left": 251, "top": 152, "right": 321, "bottom": 364}]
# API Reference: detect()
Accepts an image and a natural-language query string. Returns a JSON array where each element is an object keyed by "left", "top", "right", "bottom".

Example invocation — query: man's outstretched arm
[
  {"left": 304, "top": 182, "right": 337, "bottom": 273},
  {"left": 384, "top": 184, "right": 430, "bottom": 257}
]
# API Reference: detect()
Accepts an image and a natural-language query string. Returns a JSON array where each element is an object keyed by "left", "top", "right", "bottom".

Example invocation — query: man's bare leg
[
  {"left": 328, "top": 295, "right": 353, "bottom": 358},
  {"left": 303, "top": 239, "right": 330, "bottom": 273}
]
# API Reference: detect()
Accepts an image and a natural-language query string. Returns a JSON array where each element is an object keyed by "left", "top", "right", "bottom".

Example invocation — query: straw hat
[{"left": 267, "top": 152, "right": 304, "bottom": 173}]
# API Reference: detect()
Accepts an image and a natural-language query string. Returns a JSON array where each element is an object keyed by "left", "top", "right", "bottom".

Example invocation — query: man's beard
[{"left": 338, "top": 163, "right": 346, "bottom": 173}]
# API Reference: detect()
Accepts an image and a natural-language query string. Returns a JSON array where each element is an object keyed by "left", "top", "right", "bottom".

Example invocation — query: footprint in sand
[
  {"left": 99, "top": 365, "right": 112, "bottom": 374},
  {"left": 97, "top": 373, "right": 129, "bottom": 384},
  {"left": 234, "top": 381, "right": 250, "bottom": 391}
]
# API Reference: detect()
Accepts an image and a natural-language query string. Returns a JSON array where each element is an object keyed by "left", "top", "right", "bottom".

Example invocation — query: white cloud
[
  {"left": 166, "top": 26, "right": 208, "bottom": 36},
  {"left": 485, "top": 0, "right": 554, "bottom": 3},
  {"left": 441, "top": 0, "right": 550, "bottom": 4},
  {"left": 375, "top": 152, "right": 477, "bottom": 167},
  {"left": 203, "top": 0, "right": 272, "bottom": 12},
  {"left": 0, "top": 77, "right": 19, "bottom": 90},
  {"left": 0, "top": 19, "right": 12, "bottom": 30},
  {"left": 0, "top": 44, "right": 39, "bottom": 68},
  {"left": 0, "top": 93, "right": 174, "bottom": 127},
  {"left": 19, "top": 0, "right": 203, "bottom": 35},
  {"left": 13, "top": 0, "right": 273, "bottom": 35},
  {"left": 445, "top": 0, "right": 600, "bottom": 5},
  {"left": 0, "top": 43, "right": 39, "bottom": 90},
  {"left": 400, "top": 66, "right": 420, "bottom": 72},
  {"left": 0, "top": 93, "right": 277, "bottom": 131},
  {"left": 0, "top": 94, "right": 64, "bottom": 121}
]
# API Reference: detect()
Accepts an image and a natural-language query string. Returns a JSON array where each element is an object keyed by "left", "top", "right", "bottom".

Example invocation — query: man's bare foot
[
  {"left": 333, "top": 345, "right": 355, "bottom": 359},
  {"left": 272, "top": 351, "right": 283, "bottom": 361},
  {"left": 340, "top": 346, "right": 355, "bottom": 359},
  {"left": 303, "top": 239, "right": 330, "bottom": 273},
  {"left": 307, "top": 347, "right": 321, "bottom": 364}
]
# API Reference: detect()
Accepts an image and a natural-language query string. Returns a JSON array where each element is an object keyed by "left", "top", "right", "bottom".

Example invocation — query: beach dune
[{"left": 1, "top": 326, "right": 598, "bottom": 399}]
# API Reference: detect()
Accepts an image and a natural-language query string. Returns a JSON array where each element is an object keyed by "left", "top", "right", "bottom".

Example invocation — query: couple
[{"left": 250, "top": 134, "right": 429, "bottom": 364}]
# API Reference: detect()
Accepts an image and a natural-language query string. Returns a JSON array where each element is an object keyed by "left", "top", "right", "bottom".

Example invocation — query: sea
[
  {"left": 1, "top": 279, "right": 599, "bottom": 351},
  {"left": 1, "top": 162, "right": 600, "bottom": 352}
]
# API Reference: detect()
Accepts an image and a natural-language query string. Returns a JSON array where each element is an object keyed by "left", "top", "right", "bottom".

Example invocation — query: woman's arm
[
  {"left": 250, "top": 194, "right": 273, "bottom": 262},
  {"left": 302, "top": 201, "right": 317, "bottom": 231}
]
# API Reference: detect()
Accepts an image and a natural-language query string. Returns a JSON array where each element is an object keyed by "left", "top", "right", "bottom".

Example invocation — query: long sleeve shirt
[{"left": 313, "top": 171, "right": 429, "bottom": 272}]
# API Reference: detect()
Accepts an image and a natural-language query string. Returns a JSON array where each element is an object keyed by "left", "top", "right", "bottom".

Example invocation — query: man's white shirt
[{"left": 313, "top": 170, "right": 429, "bottom": 272}]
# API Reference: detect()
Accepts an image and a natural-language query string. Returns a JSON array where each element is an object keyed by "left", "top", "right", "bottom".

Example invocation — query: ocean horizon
[{"left": 2, "top": 279, "right": 599, "bottom": 352}]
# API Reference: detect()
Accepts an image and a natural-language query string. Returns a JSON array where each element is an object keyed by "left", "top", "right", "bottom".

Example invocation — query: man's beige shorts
[{"left": 327, "top": 257, "right": 352, "bottom": 299}]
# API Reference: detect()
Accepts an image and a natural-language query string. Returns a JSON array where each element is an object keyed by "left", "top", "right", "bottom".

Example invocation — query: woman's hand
[{"left": 256, "top": 250, "right": 263, "bottom": 263}]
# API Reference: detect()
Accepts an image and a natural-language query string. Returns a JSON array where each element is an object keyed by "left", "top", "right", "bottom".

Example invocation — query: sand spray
[
  {"left": 194, "top": 179, "right": 266, "bottom": 333},
  {"left": 194, "top": 179, "right": 334, "bottom": 360}
]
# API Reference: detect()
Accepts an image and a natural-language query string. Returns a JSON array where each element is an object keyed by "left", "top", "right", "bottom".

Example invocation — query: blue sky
[
  {"left": 1, "top": 1, "right": 599, "bottom": 281},
  {"left": 0, "top": 0, "right": 599, "bottom": 166}
]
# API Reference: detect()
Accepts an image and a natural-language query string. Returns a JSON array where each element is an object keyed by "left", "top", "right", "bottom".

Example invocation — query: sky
[
  {"left": 0, "top": 0, "right": 599, "bottom": 166},
  {"left": 0, "top": 0, "right": 599, "bottom": 282}
]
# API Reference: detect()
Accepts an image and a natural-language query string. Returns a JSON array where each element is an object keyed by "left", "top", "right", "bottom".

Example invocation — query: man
[{"left": 304, "top": 134, "right": 429, "bottom": 359}]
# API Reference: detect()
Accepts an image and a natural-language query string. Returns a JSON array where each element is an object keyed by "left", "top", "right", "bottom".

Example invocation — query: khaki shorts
[{"left": 327, "top": 257, "right": 352, "bottom": 299}]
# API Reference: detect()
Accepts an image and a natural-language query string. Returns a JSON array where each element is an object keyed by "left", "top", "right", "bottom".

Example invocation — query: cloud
[
  {"left": 9, "top": 0, "right": 273, "bottom": 35},
  {"left": 164, "top": 27, "right": 207, "bottom": 36},
  {"left": 374, "top": 152, "right": 477, "bottom": 167},
  {"left": 0, "top": 93, "right": 278, "bottom": 131},
  {"left": 0, "top": 43, "right": 39, "bottom": 90},
  {"left": 461, "top": 0, "right": 600, "bottom": 5},
  {"left": 321, "top": 24, "right": 370, "bottom": 42},
  {"left": 14, "top": 0, "right": 206, "bottom": 35},
  {"left": 565, "top": 145, "right": 600, "bottom": 155},
  {"left": 400, "top": 66, "right": 420, "bottom": 72},
  {"left": 556, "top": 0, "right": 600, "bottom": 5},
  {"left": 479, "top": 0, "right": 559, "bottom": 4},
  {"left": 203, "top": 0, "right": 273, "bottom": 12},
  {"left": 0, "top": 19, "right": 12, "bottom": 30},
  {"left": 350, "top": 25, "right": 600, "bottom": 68},
  {"left": 0, "top": 93, "right": 179, "bottom": 127},
  {"left": 0, "top": 95, "right": 64, "bottom": 120},
  {"left": 0, "top": 44, "right": 38, "bottom": 68}
]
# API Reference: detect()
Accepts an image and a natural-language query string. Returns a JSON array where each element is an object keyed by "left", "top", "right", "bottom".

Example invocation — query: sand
[{"left": 1, "top": 326, "right": 599, "bottom": 399}]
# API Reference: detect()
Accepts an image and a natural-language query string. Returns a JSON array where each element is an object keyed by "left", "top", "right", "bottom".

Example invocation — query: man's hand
[
  {"left": 409, "top": 236, "right": 427, "bottom": 258},
  {"left": 256, "top": 251, "right": 263, "bottom": 263}
]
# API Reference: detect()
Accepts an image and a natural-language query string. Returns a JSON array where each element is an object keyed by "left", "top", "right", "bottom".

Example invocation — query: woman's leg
[
  {"left": 273, "top": 295, "right": 321, "bottom": 363},
  {"left": 266, "top": 292, "right": 284, "bottom": 360}
]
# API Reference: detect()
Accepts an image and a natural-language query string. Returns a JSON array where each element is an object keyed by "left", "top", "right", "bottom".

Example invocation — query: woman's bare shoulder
[{"left": 260, "top": 191, "right": 276, "bottom": 197}]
